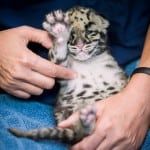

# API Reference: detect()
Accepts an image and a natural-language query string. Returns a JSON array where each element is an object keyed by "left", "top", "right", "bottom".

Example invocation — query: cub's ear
[
  {"left": 90, "top": 10, "right": 109, "bottom": 33},
  {"left": 100, "top": 16, "right": 109, "bottom": 29},
  {"left": 96, "top": 15, "right": 109, "bottom": 33},
  {"left": 96, "top": 14, "right": 109, "bottom": 29}
]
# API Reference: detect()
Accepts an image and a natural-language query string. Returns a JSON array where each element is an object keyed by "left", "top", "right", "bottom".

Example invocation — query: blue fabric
[
  {"left": 125, "top": 59, "right": 140, "bottom": 76},
  {"left": 0, "top": 94, "right": 68, "bottom": 150}
]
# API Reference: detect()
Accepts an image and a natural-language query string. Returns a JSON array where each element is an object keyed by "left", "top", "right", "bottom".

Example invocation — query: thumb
[
  {"left": 19, "top": 26, "right": 53, "bottom": 49},
  {"left": 58, "top": 112, "right": 79, "bottom": 128}
]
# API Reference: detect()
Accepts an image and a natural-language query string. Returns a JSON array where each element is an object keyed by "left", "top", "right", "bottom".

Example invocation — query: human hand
[
  {"left": 59, "top": 79, "right": 150, "bottom": 150},
  {"left": 0, "top": 26, "right": 76, "bottom": 99}
]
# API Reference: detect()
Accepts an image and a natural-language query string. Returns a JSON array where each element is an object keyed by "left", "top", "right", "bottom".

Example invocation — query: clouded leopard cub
[{"left": 9, "top": 6, "right": 127, "bottom": 144}]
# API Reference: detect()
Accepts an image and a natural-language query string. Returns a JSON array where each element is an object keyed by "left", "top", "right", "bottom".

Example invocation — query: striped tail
[{"left": 8, "top": 127, "right": 84, "bottom": 144}]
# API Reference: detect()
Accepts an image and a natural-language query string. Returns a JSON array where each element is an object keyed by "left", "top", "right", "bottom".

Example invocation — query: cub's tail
[{"left": 8, "top": 126, "right": 83, "bottom": 144}]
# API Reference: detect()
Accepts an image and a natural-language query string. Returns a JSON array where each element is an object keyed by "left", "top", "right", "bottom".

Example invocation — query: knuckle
[
  {"left": 19, "top": 53, "right": 30, "bottom": 66},
  {"left": 28, "top": 53, "right": 40, "bottom": 68},
  {"left": 104, "top": 123, "right": 112, "bottom": 131},
  {"left": 116, "top": 129, "right": 127, "bottom": 141},
  {"left": 17, "top": 25, "right": 31, "bottom": 36},
  {"left": 51, "top": 67, "right": 57, "bottom": 77},
  {"left": 10, "top": 65, "right": 22, "bottom": 80},
  {"left": 19, "top": 25, "right": 30, "bottom": 32},
  {"left": 41, "top": 31, "right": 49, "bottom": 38},
  {"left": 10, "top": 69, "right": 19, "bottom": 79},
  {"left": 2, "top": 75, "right": 14, "bottom": 87},
  {"left": 18, "top": 25, "right": 36, "bottom": 39},
  {"left": 97, "top": 121, "right": 112, "bottom": 135}
]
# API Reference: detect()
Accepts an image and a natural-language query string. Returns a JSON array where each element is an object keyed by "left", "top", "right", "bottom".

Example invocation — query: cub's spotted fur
[{"left": 9, "top": 6, "right": 128, "bottom": 144}]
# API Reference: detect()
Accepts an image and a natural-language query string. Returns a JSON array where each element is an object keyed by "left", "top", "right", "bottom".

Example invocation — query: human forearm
[
  {"left": 127, "top": 25, "right": 150, "bottom": 121},
  {"left": 139, "top": 25, "right": 150, "bottom": 67},
  {"left": 125, "top": 74, "right": 150, "bottom": 121}
]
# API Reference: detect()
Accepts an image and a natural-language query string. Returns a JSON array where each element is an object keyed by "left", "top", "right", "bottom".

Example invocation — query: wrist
[
  {"left": 125, "top": 73, "right": 150, "bottom": 123},
  {"left": 131, "top": 67, "right": 150, "bottom": 78}
]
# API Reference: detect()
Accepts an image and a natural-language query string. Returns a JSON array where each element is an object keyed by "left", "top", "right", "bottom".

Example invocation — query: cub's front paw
[{"left": 43, "top": 10, "right": 70, "bottom": 44}]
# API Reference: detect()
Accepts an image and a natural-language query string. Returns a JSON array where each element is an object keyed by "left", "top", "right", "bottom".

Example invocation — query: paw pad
[
  {"left": 79, "top": 105, "right": 96, "bottom": 134},
  {"left": 43, "top": 10, "right": 70, "bottom": 42}
]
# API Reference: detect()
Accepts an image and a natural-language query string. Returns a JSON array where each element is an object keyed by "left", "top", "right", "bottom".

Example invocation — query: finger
[
  {"left": 94, "top": 100, "right": 106, "bottom": 117},
  {"left": 27, "top": 50, "right": 77, "bottom": 80},
  {"left": 6, "top": 79, "right": 44, "bottom": 96},
  {"left": 112, "top": 143, "right": 130, "bottom": 150},
  {"left": 96, "top": 140, "right": 111, "bottom": 150},
  {"left": 18, "top": 26, "right": 53, "bottom": 49},
  {"left": 96, "top": 141, "right": 127, "bottom": 150},
  {"left": 72, "top": 134, "right": 105, "bottom": 150},
  {"left": 23, "top": 69, "right": 55, "bottom": 90},
  {"left": 7, "top": 89, "right": 31, "bottom": 99},
  {"left": 58, "top": 112, "right": 79, "bottom": 128},
  {"left": 15, "top": 81, "right": 44, "bottom": 96}
]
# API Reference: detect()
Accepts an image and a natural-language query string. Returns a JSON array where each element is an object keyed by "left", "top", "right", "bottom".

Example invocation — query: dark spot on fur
[
  {"left": 74, "top": 16, "right": 78, "bottom": 21},
  {"left": 70, "top": 51, "right": 76, "bottom": 56},
  {"left": 93, "top": 91, "right": 99, "bottom": 95},
  {"left": 57, "top": 128, "right": 64, "bottom": 138},
  {"left": 83, "top": 84, "right": 92, "bottom": 88},
  {"left": 63, "top": 129, "right": 72, "bottom": 141},
  {"left": 88, "top": 49, "right": 94, "bottom": 55},
  {"left": 87, "top": 10, "right": 91, "bottom": 20},
  {"left": 80, "top": 10, "right": 85, "bottom": 14},
  {"left": 66, "top": 89, "right": 74, "bottom": 95},
  {"left": 95, "top": 99, "right": 101, "bottom": 101},
  {"left": 82, "top": 96, "right": 95, "bottom": 99},
  {"left": 77, "top": 91, "right": 86, "bottom": 97},
  {"left": 100, "top": 32, "right": 106, "bottom": 40},
  {"left": 100, "top": 90, "right": 105, "bottom": 93},
  {"left": 106, "top": 64, "right": 116, "bottom": 68},
  {"left": 103, "top": 82, "right": 108, "bottom": 86},
  {"left": 110, "top": 91, "right": 118, "bottom": 95},
  {"left": 81, "top": 75, "right": 86, "bottom": 78},
  {"left": 62, "top": 95, "right": 73, "bottom": 101},
  {"left": 107, "top": 87, "right": 115, "bottom": 90},
  {"left": 63, "top": 109, "right": 73, "bottom": 119}
]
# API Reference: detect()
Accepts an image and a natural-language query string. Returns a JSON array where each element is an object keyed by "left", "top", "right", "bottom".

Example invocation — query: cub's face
[{"left": 67, "top": 7, "right": 109, "bottom": 61}]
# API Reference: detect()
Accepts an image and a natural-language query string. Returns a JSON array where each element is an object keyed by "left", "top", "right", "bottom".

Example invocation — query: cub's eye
[{"left": 85, "top": 30, "right": 93, "bottom": 35}]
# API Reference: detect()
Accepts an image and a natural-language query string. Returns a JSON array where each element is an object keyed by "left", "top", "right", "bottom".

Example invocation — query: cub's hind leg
[{"left": 71, "top": 105, "right": 96, "bottom": 141}]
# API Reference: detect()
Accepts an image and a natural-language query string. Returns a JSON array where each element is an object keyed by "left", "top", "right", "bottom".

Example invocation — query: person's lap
[
  {"left": 0, "top": 94, "right": 68, "bottom": 150},
  {"left": 0, "top": 59, "right": 150, "bottom": 150}
]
